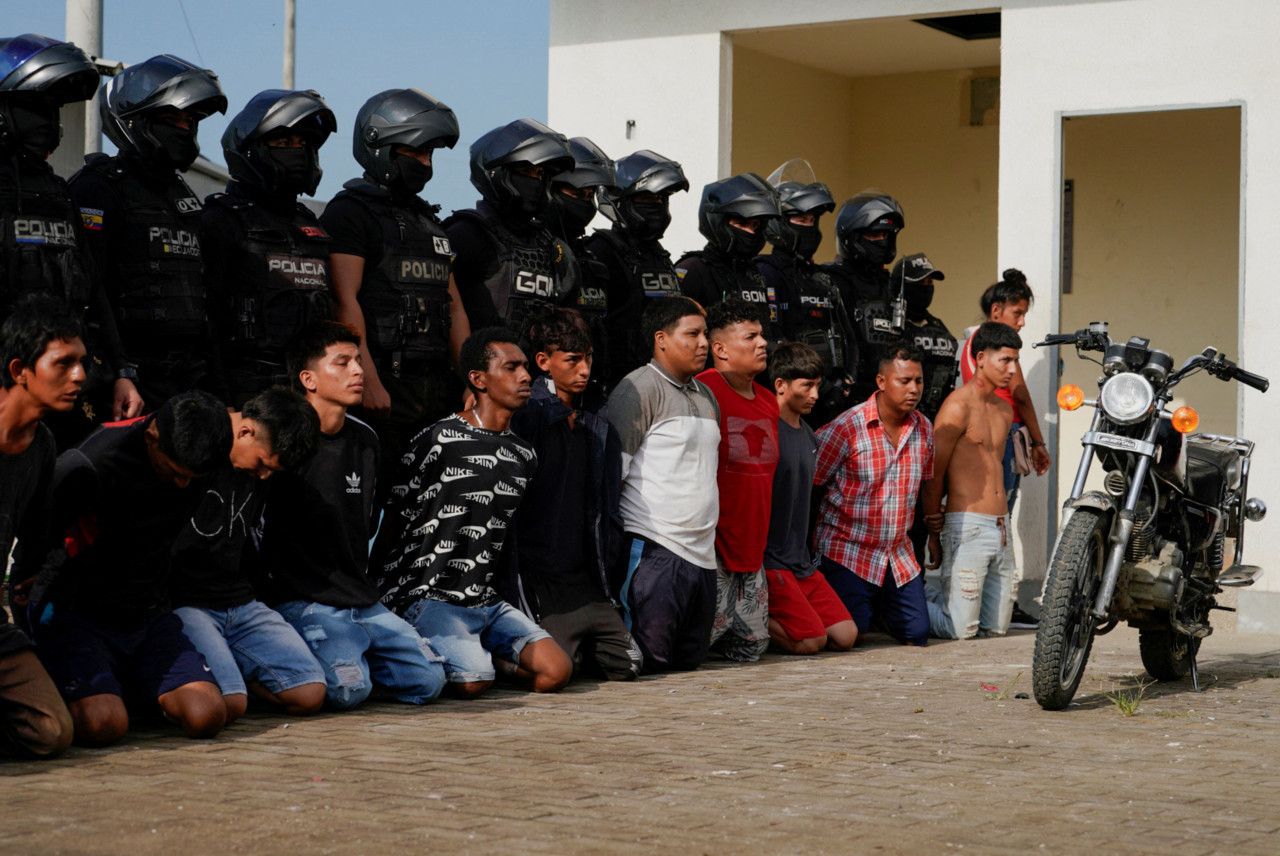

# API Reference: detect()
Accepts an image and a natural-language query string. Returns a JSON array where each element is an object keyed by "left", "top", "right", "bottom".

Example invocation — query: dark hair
[
  {"left": 0, "top": 295, "right": 84, "bottom": 389},
  {"left": 526, "top": 306, "right": 593, "bottom": 358},
  {"left": 154, "top": 390, "right": 233, "bottom": 477},
  {"left": 286, "top": 320, "right": 361, "bottom": 390},
  {"left": 979, "top": 268, "right": 1034, "bottom": 317},
  {"left": 241, "top": 387, "right": 320, "bottom": 470},
  {"left": 705, "top": 298, "right": 765, "bottom": 338},
  {"left": 970, "top": 320, "right": 1023, "bottom": 358},
  {"left": 640, "top": 295, "right": 705, "bottom": 354},
  {"left": 768, "top": 341, "right": 824, "bottom": 384},
  {"left": 460, "top": 326, "right": 522, "bottom": 394},
  {"left": 877, "top": 339, "right": 926, "bottom": 374}
]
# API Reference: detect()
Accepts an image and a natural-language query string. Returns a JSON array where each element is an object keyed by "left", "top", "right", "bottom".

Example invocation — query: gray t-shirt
[{"left": 763, "top": 418, "right": 819, "bottom": 578}]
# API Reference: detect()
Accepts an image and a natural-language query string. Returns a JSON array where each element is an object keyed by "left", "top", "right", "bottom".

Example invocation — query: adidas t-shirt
[{"left": 372, "top": 415, "right": 538, "bottom": 612}]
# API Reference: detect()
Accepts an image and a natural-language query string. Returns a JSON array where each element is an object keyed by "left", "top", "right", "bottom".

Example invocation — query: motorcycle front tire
[{"left": 1033, "top": 508, "right": 1108, "bottom": 710}]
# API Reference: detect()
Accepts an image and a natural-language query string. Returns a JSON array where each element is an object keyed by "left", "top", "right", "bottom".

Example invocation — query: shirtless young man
[{"left": 922, "top": 321, "right": 1023, "bottom": 639}]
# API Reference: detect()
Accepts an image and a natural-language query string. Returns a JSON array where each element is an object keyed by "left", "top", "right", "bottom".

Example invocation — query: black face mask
[
  {"left": 906, "top": 284, "right": 935, "bottom": 318},
  {"left": 631, "top": 199, "right": 671, "bottom": 241},
  {"left": 150, "top": 120, "right": 200, "bottom": 171},
  {"left": 8, "top": 101, "right": 61, "bottom": 160},
  {"left": 854, "top": 230, "right": 897, "bottom": 267},
  {"left": 266, "top": 146, "right": 317, "bottom": 196},
  {"left": 392, "top": 151, "right": 433, "bottom": 195},
  {"left": 507, "top": 171, "right": 549, "bottom": 218},
  {"left": 727, "top": 223, "right": 767, "bottom": 258},
  {"left": 792, "top": 224, "right": 823, "bottom": 260},
  {"left": 549, "top": 190, "right": 596, "bottom": 240}
]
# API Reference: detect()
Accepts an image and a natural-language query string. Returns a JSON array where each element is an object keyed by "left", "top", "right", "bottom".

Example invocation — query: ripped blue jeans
[
  {"left": 275, "top": 601, "right": 446, "bottom": 710},
  {"left": 924, "top": 512, "right": 1016, "bottom": 640}
]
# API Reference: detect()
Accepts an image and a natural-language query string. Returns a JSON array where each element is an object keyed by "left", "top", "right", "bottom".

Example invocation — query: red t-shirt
[{"left": 697, "top": 370, "right": 780, "bottom": 573}]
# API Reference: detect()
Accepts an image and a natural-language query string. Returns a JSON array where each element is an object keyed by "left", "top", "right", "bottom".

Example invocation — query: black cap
[{"left": 892, "top": 252, "right": 946, "bottom": 284}]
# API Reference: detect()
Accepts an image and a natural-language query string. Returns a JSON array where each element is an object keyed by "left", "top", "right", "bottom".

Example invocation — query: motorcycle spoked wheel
[
  {"left": 1033, "top": 508, "right": 1107, "bottom": 710},
  {"left": 1139, "top": 617, "right": 1203, "bottom": 681}
]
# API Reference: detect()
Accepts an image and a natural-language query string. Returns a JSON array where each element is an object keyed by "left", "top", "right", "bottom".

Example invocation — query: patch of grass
[
  {"left": 1104, "top": 681, "right": 1151, "bottom": 716},
  {"left": 984, "top": 671, "right": 1023, "bottom": 700}
]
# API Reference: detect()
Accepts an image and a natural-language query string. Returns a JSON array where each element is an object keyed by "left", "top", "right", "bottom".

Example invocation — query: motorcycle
[{"left": 1031, "top": 322, "right": 1268, "bottom": 710}]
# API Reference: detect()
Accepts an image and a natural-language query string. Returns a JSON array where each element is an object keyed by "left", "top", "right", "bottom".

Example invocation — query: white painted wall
[{"left": 998, "top": 0, "right": 1280, "bottom": 616}]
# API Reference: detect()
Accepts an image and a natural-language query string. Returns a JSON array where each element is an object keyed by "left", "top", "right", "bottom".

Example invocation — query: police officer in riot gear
[
  {"left": 545, "top": 136, "right": 613, "bottom": 387},
  {"left": 756, "top": 165, "right": 856, "bottom": 428},
  {"left": 445, "top": 118, "right": 576, "bottom": 332},
  {"left": 585, "top": 149, "right": 688, "bottom": 389},
  {"left": 675, "top": 173, "right": 782, "bottom": 338},
  {"left": 321, "top": 87, "right": 470, "bottom": 478},
  {"left": 69, "top": 54, "right": 227, "bottom": 410},
  {"left": 892, "top": 252, "right": 956, "bottom": 423},
  {"left": 822, "top": 189, "right": 905, "bottom": 404},
  {"left": 204, "top": 89, "right": 337, "bottom": 406},
  {"left": 0, "top": 34, "right": 141, "bottom": 430}
]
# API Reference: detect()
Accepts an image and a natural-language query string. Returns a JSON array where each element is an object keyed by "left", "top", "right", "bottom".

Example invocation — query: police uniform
[
  {"left": 203, "top": 183, "right": 333, "bottom": 405},
  {"left": 321, "top": 178, "right": 458, "bottom": 466},
  {"left": 675, "top": 247, "right": 783, "bottom": 340},
  {"left": 822, "top": 257, "right": 898, "bottom": 404},
  {"left": 69, "top": 153, "right": 218, "bottom": 409},
  {"left": 907, "top": 310, "right": 957, "bottom": 423},
  {"left": 444, "top": 200, "right": 577, "bottom": 334}
]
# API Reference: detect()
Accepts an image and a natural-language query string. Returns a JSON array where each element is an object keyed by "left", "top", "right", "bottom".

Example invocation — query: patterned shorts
[{"left": 709, "top": 566, "right": 769, "bottom": 662}]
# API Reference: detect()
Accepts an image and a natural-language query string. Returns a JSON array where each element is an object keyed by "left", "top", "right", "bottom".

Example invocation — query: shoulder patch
[{"left": 79, "top": 208, "right": 104, "bottom": 231}]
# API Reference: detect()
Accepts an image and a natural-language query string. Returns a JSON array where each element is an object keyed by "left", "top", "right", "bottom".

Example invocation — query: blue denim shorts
[
  {"left": 403, "top": 598, "right": 551, "bottom": 684},
  {"left": 276, "top": 600, "right": 445, "bottom": 710},
  {"left": 175, "top": 601, "right": 324, "bottom": 696}
]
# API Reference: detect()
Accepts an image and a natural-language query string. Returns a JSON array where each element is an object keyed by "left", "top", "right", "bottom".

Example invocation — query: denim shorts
[
  {"left": 276, "top": 600, "right": 445, "bottom": 710},
  {"left": 175, "top": 601, "right": 324, "bottom": 697},
  {"left": 403, "top": 598, "right": 551, "bottom": 684}
]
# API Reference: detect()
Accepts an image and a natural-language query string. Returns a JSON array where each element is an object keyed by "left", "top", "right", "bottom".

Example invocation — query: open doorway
[{"left": 1055, "top": 107, "right": 1242, "bottom": 502}]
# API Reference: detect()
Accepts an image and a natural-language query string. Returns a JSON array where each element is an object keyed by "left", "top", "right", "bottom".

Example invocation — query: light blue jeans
[
  {"left": 404, "top": 598, "right": 550, "bottom": 684},
  {"left": 175, "top": 600, "right": 324, "bottom": 697},
  {"left": 276, "top": 601, "right": 446, "bottom": 710},
  {"left": 925, "top": 512, "right": 1016, "bottom": 639}
]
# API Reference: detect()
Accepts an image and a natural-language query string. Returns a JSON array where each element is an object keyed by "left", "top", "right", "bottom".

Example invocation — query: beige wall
[
  {"left": 731, "top": 47, "right": 1000, "bottom": 336},
  {"left": 1056, "top": 108, "right": 1241, "bottom": 500}
]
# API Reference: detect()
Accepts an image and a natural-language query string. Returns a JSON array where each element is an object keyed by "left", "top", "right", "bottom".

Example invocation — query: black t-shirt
[
  {"left": 169, "top": 463, "right": 263, "bottom": 610},
  {"left": 442, "top": 202, "right": 504, "bottom": 328},
  {"left": 318, "top": 189, "right": 383, "bottom": 262},
  {"left": 513, "top": 416, "right": 593, "bottom": 615},
  {"left": 764, "top": 418, "right": 819, "bottom": 578},
  {"left": 255, "top": 415, "right": 382, "bottom": 608},
  {"left": 0, "top": 423, "right": 56, "bottom": 654},
  {"left": 29, "top": 416, "right": 201, "bottom": 623},
  {"left": 372, "top": 415, "right": 538, "bottom": 612}
]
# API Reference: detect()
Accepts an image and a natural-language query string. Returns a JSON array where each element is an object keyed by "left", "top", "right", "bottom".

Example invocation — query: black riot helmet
[
  {"left": 697, "top": 172, "right": 781, "bottom": 256},
  {"left": 223, "top": 89, "right": 336, "bottom": 198},
  {"left": 834, "top": 189, "right": 904, "bottom": 267},
  {"left": 353, "top": 87, "right": 458, "bottom": 191},
  {"left": 597, "top": 149, "right": 688, "bottom": 240},
  {"left": 469, "top": 118, "right": 573, "bottom": 220},
  {"left": 547, "top": 136, "right": 614, "bottom": 241},
  {"left": 766, "top": 180, "right": 835, "bottom": 258},
  {"left": 0, "top": 33, "right": 99, "bottom": 156},
  {"left": 100, "top": 54, "right": 227, "bottom": 171}
]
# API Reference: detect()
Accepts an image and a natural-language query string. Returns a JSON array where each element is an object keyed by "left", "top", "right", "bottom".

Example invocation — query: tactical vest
[
  {"left": 568, "top": 239, "right": 609, "bottom": 324},
  {"left": 0, "top": 163, "right": 93, "bottom": 316},
  {"left": 760, "top": 255, "right": 855, "bottom": 379},
  {"left": 824, "top": 260, "right": 901, "bottom": 393},
  {"left": 204, "top": 193, "right": 333, "bottom": 363},
  {"left": 335, "top": 181, "right": 453, "bottom": 367},
  {"left": 679, "top": 250, "right": 781, "bottom": 337},
  {"left": 444, "top": 208, "right": 576, "bottom": 332},
  {"left": 587, "top": 229, "right": 682, "bottom": 386},
  {"left": 591, "top": 229, "right": 682, "bottom": 302},
  {"left": 79, "top": 154, "right": 206, "bottom": 343},
  {"left": 908, "top": 314, "right": 958, "bottom": 421}
]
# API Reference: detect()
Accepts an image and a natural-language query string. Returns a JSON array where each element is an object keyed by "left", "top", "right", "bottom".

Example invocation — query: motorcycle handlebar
[
  {"left": 1232, "top": 365, "right": 1270, "bottom": 393},
  {"left": 1035, "top": 333, "right": 1081, "bottom": 348}
]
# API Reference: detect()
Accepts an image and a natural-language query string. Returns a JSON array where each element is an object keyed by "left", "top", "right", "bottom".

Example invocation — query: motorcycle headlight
[{"left": 1099, "top": 372, "right": 1154, "bottom": 424}]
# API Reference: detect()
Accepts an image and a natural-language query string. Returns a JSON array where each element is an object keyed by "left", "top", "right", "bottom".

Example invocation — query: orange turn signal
[
  {"left": 1057, "top": 384, "right": 1084, "bottom": 411},
  {"left": 1172, "top": 406, "right": 1199, "bottom": 434}
]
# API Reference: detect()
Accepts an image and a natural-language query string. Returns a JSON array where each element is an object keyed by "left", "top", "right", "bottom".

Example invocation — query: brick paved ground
[{"left": 4, "top": 625, "right": 1280, "bottom": 856}]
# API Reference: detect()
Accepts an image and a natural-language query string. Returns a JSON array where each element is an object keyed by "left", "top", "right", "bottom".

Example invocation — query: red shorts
[{"left": 765, "top": 568, "right": 852, "bottom": 642}]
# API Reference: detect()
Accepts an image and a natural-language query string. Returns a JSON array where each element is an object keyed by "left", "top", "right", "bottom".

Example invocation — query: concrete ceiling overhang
[{"left": 730, "top": 13, "right": 1001, "bottom": 77}]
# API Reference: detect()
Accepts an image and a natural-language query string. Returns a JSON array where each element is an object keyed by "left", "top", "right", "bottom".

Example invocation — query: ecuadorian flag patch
[{"left": 80, "top": 208, "right": 104, "bottom": 231}]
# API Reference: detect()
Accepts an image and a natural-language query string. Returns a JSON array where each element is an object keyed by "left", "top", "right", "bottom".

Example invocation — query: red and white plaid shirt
[{"left": 813, "top": 393, "right": 934, "bottom": 586}]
